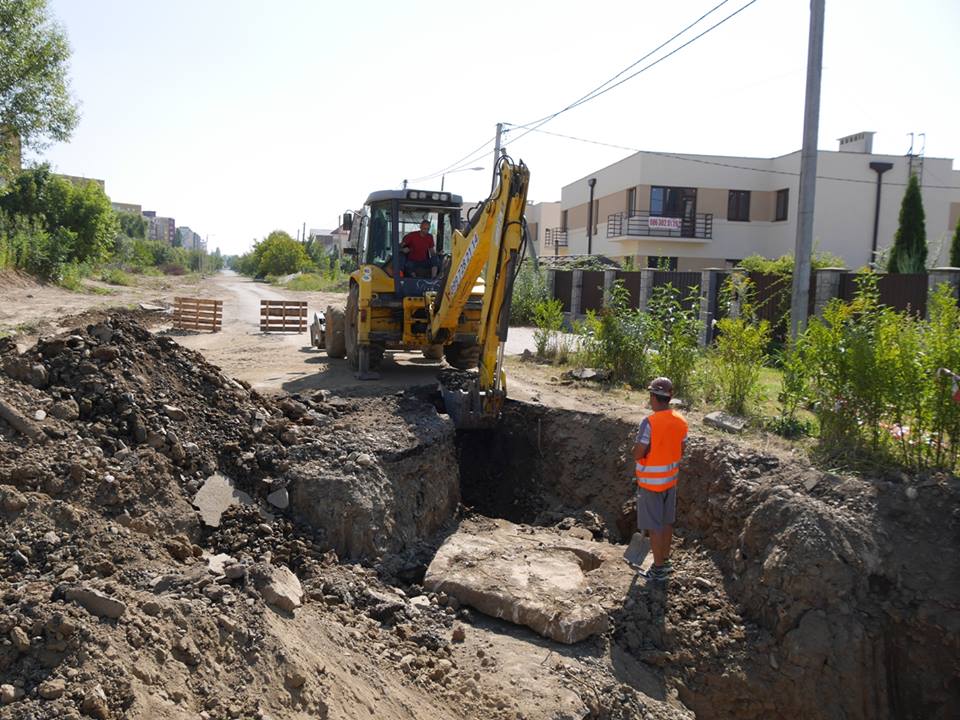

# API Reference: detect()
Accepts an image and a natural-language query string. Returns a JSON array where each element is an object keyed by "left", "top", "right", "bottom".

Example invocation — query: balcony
[
  {"left": 544, "top": 227, "right": 568, "bottom": 247},
  {"left": 607, "top": 211, "right": 713, "bottom": 240}
]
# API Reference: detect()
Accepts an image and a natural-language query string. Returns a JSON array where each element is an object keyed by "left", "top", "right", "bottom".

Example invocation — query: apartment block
[
  {"left": 555, "top": 133, "right": 960, "bottom": 271},
  {"left": 176, "top": 226, "right": 204, "bottom": 250},
  {"left": 144, "top": 211, "right": 176, "bottom": 245}
]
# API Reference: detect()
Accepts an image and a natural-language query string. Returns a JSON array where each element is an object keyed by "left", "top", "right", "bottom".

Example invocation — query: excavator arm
[{"left": 430, "top": 157, "right": 530, "bottom": 428}]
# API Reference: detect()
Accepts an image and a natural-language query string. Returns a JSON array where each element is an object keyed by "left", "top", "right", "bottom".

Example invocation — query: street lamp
[{"left": 441, "top": 166, "right": 484, "bottom": 192}]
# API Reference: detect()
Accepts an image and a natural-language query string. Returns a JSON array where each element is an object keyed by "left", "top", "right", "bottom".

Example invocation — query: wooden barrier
[
  {"left": 172, "top": 297, "right": 222, "bottom": 332},
  {"left": 260, "top": 300, "right": 307, "bottom": 333}
]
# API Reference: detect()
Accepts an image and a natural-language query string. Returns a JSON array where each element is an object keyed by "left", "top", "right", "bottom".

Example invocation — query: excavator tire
[
  {"left": 324, "top": 305, "right": 346, "bottom": 358},
  {"left": 443, "top": 341, "right": 480, "bottom": 370},
  {"left": 422, "top": 344, "right": 445, "bottom": 361},
  {"left": 345, "top": 285, "right": 383, "bottom": 371}
]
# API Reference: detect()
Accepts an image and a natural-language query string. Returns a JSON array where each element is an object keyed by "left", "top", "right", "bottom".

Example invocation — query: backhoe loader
[{"left": 315, "top": 156, "right": 530, "bottom": 428}]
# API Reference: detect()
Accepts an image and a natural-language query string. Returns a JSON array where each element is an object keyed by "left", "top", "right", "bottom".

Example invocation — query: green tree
[
  {"left": 256, "top": 230, "right": 309, "bottom": 276},
  {"left": 117, "top": 211, "right": 146, "bottom": 239},
  {"left": 0, "top": 0, "right": 78, "bottom": 173},
  {"left": 887, "top": 173, "right": 927, "bottom": 273},
  {"left": 950, "top": 215, "right": 960, "bottom": 268},
  {"left": 0, "top": 165, "right": 118, "bottom": 264}
]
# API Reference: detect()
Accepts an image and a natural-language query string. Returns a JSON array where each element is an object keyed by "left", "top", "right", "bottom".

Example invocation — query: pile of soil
[{"left": 0, "top": 316, "right": 472, "bottom": 720}]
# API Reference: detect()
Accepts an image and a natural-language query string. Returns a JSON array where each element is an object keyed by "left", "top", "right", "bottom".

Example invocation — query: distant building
[
  {"left": 111, "top": 202, "right": 142, "bottom": 215},
  {"left": 144, "top": 212, "right": 176, "bottom": 244},
  {"left": 309, "top": 228, "right": 335, "bottom": 245},
  {"left": 557, "top": 131, "right": 960, "bottom": 270},
  {"left": 176, "top": 226, "right": 204, "bottom": 250},
  {"left": 524, "top": 201, "right": 563, "bottom": 258}
]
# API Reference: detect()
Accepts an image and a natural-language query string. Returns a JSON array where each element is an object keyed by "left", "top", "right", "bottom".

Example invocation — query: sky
[{"left": 37, "top": 0, "right": 960, "bottom": 256}]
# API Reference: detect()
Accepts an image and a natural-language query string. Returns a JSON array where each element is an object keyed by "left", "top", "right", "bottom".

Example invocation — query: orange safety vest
[{"left": 635, "top": 409, "right": 688, "bottom": 492}]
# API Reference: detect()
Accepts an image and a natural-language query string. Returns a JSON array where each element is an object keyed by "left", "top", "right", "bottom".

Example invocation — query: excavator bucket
[{"left": 438, "top": 370, "right": 502, "bottom": 429}]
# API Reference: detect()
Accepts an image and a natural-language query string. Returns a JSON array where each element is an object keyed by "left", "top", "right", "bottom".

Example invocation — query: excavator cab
[{"left": 359, "top": 195, "right": 463, "bottom": 298}]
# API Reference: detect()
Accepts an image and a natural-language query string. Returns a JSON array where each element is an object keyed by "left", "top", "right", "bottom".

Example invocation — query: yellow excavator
[{"left": 315, "top": 156, "right": 530, "bottom": 428}]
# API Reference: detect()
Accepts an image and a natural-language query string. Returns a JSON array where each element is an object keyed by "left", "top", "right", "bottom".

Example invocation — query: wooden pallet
[
  {"left": 172, "top": 297, "right": 222, "bottom": 333},
  {"left": 260, "top": 300, "right": 307, "bottom": 333}
]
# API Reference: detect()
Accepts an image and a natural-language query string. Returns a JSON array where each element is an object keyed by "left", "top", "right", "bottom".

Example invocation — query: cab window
[{"left": 366, "top": 205, "right": 392, "bottom": 265}]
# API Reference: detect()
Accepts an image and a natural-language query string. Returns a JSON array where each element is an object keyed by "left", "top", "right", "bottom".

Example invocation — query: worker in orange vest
[{"left": 632, "top": 377, "right": 688, "bottom": 581}]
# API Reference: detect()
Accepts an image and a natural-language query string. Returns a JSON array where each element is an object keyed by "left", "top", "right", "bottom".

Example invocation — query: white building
[{"left": 556, "top": 133, "right": 960, "bottom": 271}]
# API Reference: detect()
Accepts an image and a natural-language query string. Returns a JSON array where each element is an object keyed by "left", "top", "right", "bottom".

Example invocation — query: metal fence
[
  {"left": 580, "top": 270, "right": 605, "bottom": 313},
  {"left": 839, "top": 272, "right": 928, "bottom": 317},
  {"left": 553, "top": 270, "right": 572, "bottom": 312}
]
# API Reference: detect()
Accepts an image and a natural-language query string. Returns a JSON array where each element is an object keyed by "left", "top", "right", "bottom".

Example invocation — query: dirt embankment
[{"left": 0, "top": 315, "right": 957, "bottom": 720}]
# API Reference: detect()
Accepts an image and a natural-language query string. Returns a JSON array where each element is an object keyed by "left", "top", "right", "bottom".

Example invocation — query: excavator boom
[{"left": 431, "top": 157, "right": 530, "bottom": 427}]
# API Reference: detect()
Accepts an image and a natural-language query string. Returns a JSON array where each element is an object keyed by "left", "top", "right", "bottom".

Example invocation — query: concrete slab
[
  {"left": 703, "top": 411, "right": 747, "bottom": 434},
  {"left": 192, "top": 472, "right": 253, "bottom": 528},
  {"left": 424, "top": 518, "right": 637, "bottom": 644}
]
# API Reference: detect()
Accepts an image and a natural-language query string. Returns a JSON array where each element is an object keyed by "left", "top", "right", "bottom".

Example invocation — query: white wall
[{"left": 561, "top": 148, "right": 960, "bottom": 268}]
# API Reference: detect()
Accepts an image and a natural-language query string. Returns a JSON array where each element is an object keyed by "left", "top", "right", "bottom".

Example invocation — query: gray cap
[{"left": 647, "top": 377, "right": 673, "bottom": 397}]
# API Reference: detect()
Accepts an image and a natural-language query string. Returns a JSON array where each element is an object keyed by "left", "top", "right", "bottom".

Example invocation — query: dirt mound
[{"left": 0, "top": 316, "right": 467, "bottom": 719}]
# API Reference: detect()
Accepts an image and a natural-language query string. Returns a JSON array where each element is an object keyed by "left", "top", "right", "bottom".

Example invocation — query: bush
[
  {"left": 59, "top": 261, "right": 91, "bottom": 291},
  {"left": 645, "top": 283, "right": 701, "bottom": 399},
  {"left": 709, "top": 317, "right": 770, "bottom": 415},
  {"left": 792, "top": 277, "right": 960, "bottom": 470},
  {"left": 100, "top": 267, "right": 134, "bottom": 286},
  {"left": 510, "top": 262, "right": 548, "bottom": 325},
  {"left": 532, "top": 298, "right": 564, "bottom": 358},
  {"left": 576, "top": 282, "right": 651, "bottom": 386}
]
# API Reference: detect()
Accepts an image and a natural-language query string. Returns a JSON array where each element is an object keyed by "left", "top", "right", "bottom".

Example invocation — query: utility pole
[
  {"left": 587, "top": 178, "right": 597, "bottom": 255},
  {"left": 491, "top": 122, "right": 503, "bottom": 193},
  {"left": 789, "top": 0, "right": 825, "bottom": 340}
]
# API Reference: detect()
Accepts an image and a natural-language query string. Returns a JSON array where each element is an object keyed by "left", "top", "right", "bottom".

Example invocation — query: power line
[
  {"left": 509, "top": 0, "right": 734, "bottom": 131},
  {"left": 406, "top": 135, "right": 497, "bottom": 184},
  {"left": 505, "top": 0, "right": 759, "bottom": 147}
]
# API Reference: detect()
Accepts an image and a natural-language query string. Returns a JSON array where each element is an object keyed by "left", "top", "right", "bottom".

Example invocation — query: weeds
[
  {"left": 576, "top": 282, "right": 651, "bottom": 386},
  {"left": 793, "top": 276, "right": 960, "bottom": 471},
  {"left": 532, "top": 298, "right": 564, "bottom": 358},
  {"left": 100, "top": 267, "right": 134, "bottom": 286},
  {"left": 510, "top": 263, "right": 548, "bottom": 325},
  {"left": 285, "top": 272, "right": 350, "bottom": 292},
  {"left": 645, "top": 283, "right": 701, "bottom": 399}
]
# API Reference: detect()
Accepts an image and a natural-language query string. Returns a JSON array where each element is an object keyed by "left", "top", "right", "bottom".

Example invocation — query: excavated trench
[{"left": 446, "top": 400, "right": 959, "bottom": 720}]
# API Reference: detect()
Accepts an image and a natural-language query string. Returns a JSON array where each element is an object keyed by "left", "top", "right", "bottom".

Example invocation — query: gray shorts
[{"left": 636, "top": 486, "right": 677, "bottom": 531}]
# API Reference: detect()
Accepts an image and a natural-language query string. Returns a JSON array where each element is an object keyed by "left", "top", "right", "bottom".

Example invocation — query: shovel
[{"left": 623, "top": 532, "right": 650, "bottom": 567}]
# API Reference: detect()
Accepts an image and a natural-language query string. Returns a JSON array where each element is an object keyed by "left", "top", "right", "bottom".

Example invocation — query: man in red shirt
[{"left": 400, "top": 219, "right": 438, "bottom": 278}]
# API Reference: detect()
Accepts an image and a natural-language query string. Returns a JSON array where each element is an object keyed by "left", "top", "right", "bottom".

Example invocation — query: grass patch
[
  {"left": 285, "top": 272, "right": 350, "bottom": 292},
  {"left": 100, "top": 267, "right": 135, "bottom": 286},
  {"left": 58, "top": 263, "right": 87, "bottom": 292}
]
